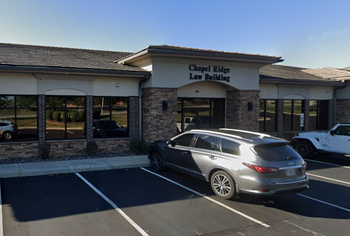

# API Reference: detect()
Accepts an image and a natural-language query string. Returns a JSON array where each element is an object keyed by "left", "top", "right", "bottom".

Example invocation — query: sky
[{"left": 1, "top": 0, "right": 349, "bottom": 69}]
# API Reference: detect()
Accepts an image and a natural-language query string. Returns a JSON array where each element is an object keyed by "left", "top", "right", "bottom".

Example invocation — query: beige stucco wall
[
  {"left": 0, "top": 73, "right": 38, "bottom": 94},
  {"left": 260, "top": 83, "right": 334, "bottom": 100},
  {"left": 143, "top": 57, "right": 261, "bottom": 91}
]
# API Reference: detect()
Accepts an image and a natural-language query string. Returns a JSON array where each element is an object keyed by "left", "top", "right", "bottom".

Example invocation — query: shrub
[
  {"left": 46, "top": 110, "right": 53, "bottom": 120},
  {"left": 70, "top": 111, "right": 78, "bottom": 122},
  {"left": 52, "top": 111, "right": 61, "bottom": 121},
  {"left": 130, "top": 139, "right": 148, "bottom": 155},
  {"left": 86, "top": 141, "right": 98, "bottom": 157},
  {"left": 78, "top": 111, "right": 85, "bottom": 121},
  {"left": 39, "top": 143, "right": 50, "bottom": 159},
  {"left": 60, "top": 111, "right": 66, "bottom": 122}
]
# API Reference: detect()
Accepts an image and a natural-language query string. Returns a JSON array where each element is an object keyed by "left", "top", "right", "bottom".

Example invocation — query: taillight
[
  {"left": 302, "top": 161, "right": 307, "bottom": 170},
  {"left": 243, "top": 163, "right": 278, "bottom": 173}
]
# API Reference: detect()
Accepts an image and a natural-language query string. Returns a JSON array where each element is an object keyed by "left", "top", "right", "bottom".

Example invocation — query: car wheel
[
  {"left": 150, "top": 151, "right": 164, "bottom": 171},
  {"left": 210, "top": 171, "right": 236, "bottom": 199},
  {"left": 294, "top": 140, "right": 315, "bottom": 158},
  {"left": 3, "top": 131, "right": 12, "bottom": 140}
]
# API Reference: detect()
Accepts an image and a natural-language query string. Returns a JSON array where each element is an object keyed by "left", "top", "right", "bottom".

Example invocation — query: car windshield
[{"left": 253, "top": 143, "right": 299, "bottom": 161}]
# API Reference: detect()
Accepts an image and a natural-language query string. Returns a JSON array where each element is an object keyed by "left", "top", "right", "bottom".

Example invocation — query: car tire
[
  {"left": 294, "top": 140, "right": 315, "bottom": 158},
  {"left": 210, "top": 170, "right": 236, "bottom": 199},
  {"left": 2, "top": 131, "right": 12, "bottom": 140},
  {"left": 150, "top": 151, "right": 165, "bottom": 171}
]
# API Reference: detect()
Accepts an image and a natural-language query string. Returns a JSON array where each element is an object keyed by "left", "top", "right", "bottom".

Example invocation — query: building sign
[{"left": 188, "top": 64, "right": 231, "bottom": 82}]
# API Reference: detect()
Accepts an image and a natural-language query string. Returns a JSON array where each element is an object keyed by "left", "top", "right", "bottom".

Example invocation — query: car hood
[{"left": 297, "top": 131, "right": 328, "bottom": 138}]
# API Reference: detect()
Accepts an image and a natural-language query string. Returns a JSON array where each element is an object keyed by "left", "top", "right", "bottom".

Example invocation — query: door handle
[
  {"left": 181, "top": 151, "right": 188, "bottom": 155},
  {"left": 209, "top": 155, "right": 217, "bottom": 160}
]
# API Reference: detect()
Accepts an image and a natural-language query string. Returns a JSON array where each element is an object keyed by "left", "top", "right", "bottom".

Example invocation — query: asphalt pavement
[{"left": 0, "top": 155, "right": 150, "bottom": 178}]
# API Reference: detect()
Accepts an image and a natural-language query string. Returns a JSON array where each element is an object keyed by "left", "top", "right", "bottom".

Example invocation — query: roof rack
[
  {"left": 219, "top": 128, "right": 271, "bottom": 139},
  {"left": 190, "top": 129, "right": 254, "bottom": 142}
]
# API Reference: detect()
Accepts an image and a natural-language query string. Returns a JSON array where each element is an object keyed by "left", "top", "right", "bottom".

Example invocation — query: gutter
[{"left": 0, "top": 65, "right": 151, "bottom": 78}]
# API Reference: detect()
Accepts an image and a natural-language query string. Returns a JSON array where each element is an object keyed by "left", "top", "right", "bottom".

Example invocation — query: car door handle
[
  {"left": 209, "top": 155, "right": 217, "bottom": 160},
  {"left": 181, "top": 151, "right": 188, "bottom": 155}
]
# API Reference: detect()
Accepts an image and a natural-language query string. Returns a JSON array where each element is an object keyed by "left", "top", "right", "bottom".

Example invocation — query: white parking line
[
  {"left": 75, "top": 173, "right": 149, "bottom": 236},
  {"left": 297, "top": 193, "right": 350, "bottom": 213},
  {"left": 305, "top": 159, "right": 350, "bottom": 169},
  {"left": 0, "top": 182, "right": 3, "bottom": 236},
  {"left": 141, "top": 167, "right": 270, "bottom": 228},
  {"left": 308, "top": 173, "right": 350, "bottom": 186}
]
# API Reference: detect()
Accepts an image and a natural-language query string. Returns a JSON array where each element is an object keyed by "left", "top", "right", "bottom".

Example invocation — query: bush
[
  {"left": 46, "top": 110, "right": 53, "bottom": 120},
  {"left": 52, "top": 111, "right": 61, "bottom": 121},
  {"left": 39, "top": 143, "right": 50, "bottom": 159},
  {"left": 130, "top": 139, "right": 148, "bottom": 155},
  {"left": 93, "top": 109, "right": 101, "bottom": 119},
  {"left": 60, "top": 111, "right": 66, "bottom": 122},
  {"left": 86, "top": 141, "right": 98, "bottom": 157},
  {"left": 78, "top": 111, "right": 85, "bottom": 121},
  {"left": 70, "top": 111, "right": 77, "bottom": 122}
]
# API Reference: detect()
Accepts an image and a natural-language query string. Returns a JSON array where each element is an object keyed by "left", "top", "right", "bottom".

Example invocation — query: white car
[
  {"left": 292, "top": 123, "right": 350, "bottom": 158},
  {"left": 0, "top": 120, "right": 15, "bottom": 140}
]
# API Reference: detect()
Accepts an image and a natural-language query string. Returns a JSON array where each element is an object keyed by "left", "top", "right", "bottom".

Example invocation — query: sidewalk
[{"left": 0, "top": 155, "right": 150, "bottom": 178}]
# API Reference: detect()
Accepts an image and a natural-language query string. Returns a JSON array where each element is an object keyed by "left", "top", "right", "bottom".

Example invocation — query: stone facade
[
  {"left": 128, "top": 96, "right": 141, "bottom": 140},
  {"left": 0, "top": 142, "right": 39, "bottom": 159},
  {"left": 226, "top": 90, "right": 260, "bottom": 131},
  {"left": 142, "top": 88, "right": 178, "bottom": 144},
  {"left": 336, "top": 99, "right": 350, "bottom": 123}
]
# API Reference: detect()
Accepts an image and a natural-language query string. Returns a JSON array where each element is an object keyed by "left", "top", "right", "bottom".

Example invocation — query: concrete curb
[{"left": 0, "top": 155, "right": 150, "bottom": 178}]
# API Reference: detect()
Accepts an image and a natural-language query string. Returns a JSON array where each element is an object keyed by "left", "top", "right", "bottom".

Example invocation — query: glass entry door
[{"left": 177, "top": 98, "right": 225, "bottom": 133}]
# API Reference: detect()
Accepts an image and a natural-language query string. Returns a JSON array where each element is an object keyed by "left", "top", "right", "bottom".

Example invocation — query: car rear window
[{"left": 253, "top": 143, "right": 299, "bottom": 161}]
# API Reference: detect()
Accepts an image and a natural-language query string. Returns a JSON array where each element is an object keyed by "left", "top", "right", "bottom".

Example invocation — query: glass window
[
  {"left": 93, "top": 97, "right": 128, "bottom": 138},
  {"left": 253, "top": 143, "right": 299, "bottom": 161},
  {"left": 283, "top": 100, "right": 304, "bottom": 131},
  {"left": 194, "top": 134, "right": 220, "bottom": 151},
  {"left": 177, "top": 98, "right": 225, "bottom": 133},
  {"left": 173, "top": 133, "right": 195, "bottom": 147},
  {"left": 309, "top": 100, "right": 329, "bottom": 131},
  {"left": 46, "top": 96, "right": 85, "bottom": 140},
  {"left": 259, "top": 100, "right": 277, "bottom": 132},
  {"left": 221, "top": 139, "right": 241, "bottom": 155},
  {"left": 0, "top": 95, "right": 38, "bottom": 141},
  {"left": 334, "top": 126, "right": 350, "bottom": 136}
]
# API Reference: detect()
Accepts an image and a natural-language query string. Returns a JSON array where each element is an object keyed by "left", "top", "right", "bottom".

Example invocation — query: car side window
[
  {"left": 334, "top": 126, "right": 350, "bottom": 136},
  {"left": 194, "top": 134, "right": 220, "bottom": 151},
  {"left": 221, "top": 139, "right": 241, "bottom": 155},
  {"left": 174, "top": 133, "right": 195, "bottom": 147}
]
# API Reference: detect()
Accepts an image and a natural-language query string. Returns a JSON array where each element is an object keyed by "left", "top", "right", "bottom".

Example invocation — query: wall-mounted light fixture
[
  {"left": 162, "top": 100, "right": 168, "bottom": 110},
  {"left": 247, "top": 102, "right": 253, "bottom": 111},
  {"left": 115, "top": 83, "right": 120, "bottom": 87}
]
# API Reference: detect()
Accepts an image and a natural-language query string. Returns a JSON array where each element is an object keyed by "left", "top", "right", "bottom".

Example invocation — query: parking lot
[{"left": 1, "top": 156, "right": 350, "bottom": 236}]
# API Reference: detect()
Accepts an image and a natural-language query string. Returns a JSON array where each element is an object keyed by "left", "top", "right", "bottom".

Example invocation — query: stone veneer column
[
  {"left": 142, "top": 88, "right": 177, "bottom": 144},
  {"left": 128, "top": 96, "right": 140, "bottom": 140},
  {"left": 86, "top": 95, "right": 93, "bottom": 143},
  {"left": 226, "top": 90, "right": 260, "bottom": 131},
  {"left": 38, "top": 95, "right": 46, "bottom": 146},
  {"left": 336, "top": 99, "right": 350, "bottom": 123}
]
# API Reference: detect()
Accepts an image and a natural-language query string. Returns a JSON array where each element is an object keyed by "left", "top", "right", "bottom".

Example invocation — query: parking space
[{"left": 1, "top": 159, "right": 350, "bottom": 236}]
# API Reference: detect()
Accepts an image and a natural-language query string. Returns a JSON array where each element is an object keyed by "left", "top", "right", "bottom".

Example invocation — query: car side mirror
[
  {"left": 168, "top": 140, "right": 176, "bottom": 147},
  {"left": 330, "top": 130, "right": 335, "bottom": 136}
]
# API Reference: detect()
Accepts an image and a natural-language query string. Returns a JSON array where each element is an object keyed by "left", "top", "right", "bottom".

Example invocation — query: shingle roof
[
  {"left": 260, "top": 64, "right": 344, "bottom": 86},
  {"left": 303, "top": 67, "right": 350, "bottom": 81},
  {"left": 0, "top": 43, "right": 148, "bottom": 73}
]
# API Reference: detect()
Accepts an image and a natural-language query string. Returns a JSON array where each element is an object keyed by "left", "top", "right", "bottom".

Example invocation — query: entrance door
[{"left": 177, "top": 98, "right": 225, "bottom": 133}]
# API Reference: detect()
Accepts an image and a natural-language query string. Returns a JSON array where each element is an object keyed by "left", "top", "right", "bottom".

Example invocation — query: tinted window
[
  {"left": 253, "top": 143, "right": 299, "bottom": 161},
  {"left": 221, "top": 139, "right": 240, "bottom": 155},
  {"left": 334, "top": 126, "right": 350, "bottom": 136},
  {"left": 174, "top": 134, "right": 195, "bottom": 147},
  {"left": 194, "top": 134, "right": 220, "bottom": 151}
]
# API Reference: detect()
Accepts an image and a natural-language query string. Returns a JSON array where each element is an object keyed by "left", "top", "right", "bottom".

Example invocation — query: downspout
[{"left": 138, "top": 75, "right": 151, "bottom": 140}]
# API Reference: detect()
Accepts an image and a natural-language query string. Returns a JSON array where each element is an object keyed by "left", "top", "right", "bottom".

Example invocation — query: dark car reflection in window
[{"left": 93, "top": 119, "right": 127, "bottom": 138}]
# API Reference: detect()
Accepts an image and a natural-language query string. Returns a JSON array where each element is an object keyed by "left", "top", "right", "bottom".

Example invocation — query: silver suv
[{"left": 148, "top": 129, "right": 309, "bottom": 199}]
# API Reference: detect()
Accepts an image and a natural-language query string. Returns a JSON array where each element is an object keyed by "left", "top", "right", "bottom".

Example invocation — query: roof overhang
[
  {"left": 117, "top": 45, "right": 283, "bottom": 66},
  {"left": 260, "top": 75, "right": 345, "bottom": 87},
  {"left": 0, "top": 65, "right": 151, "bottom": 78}
]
